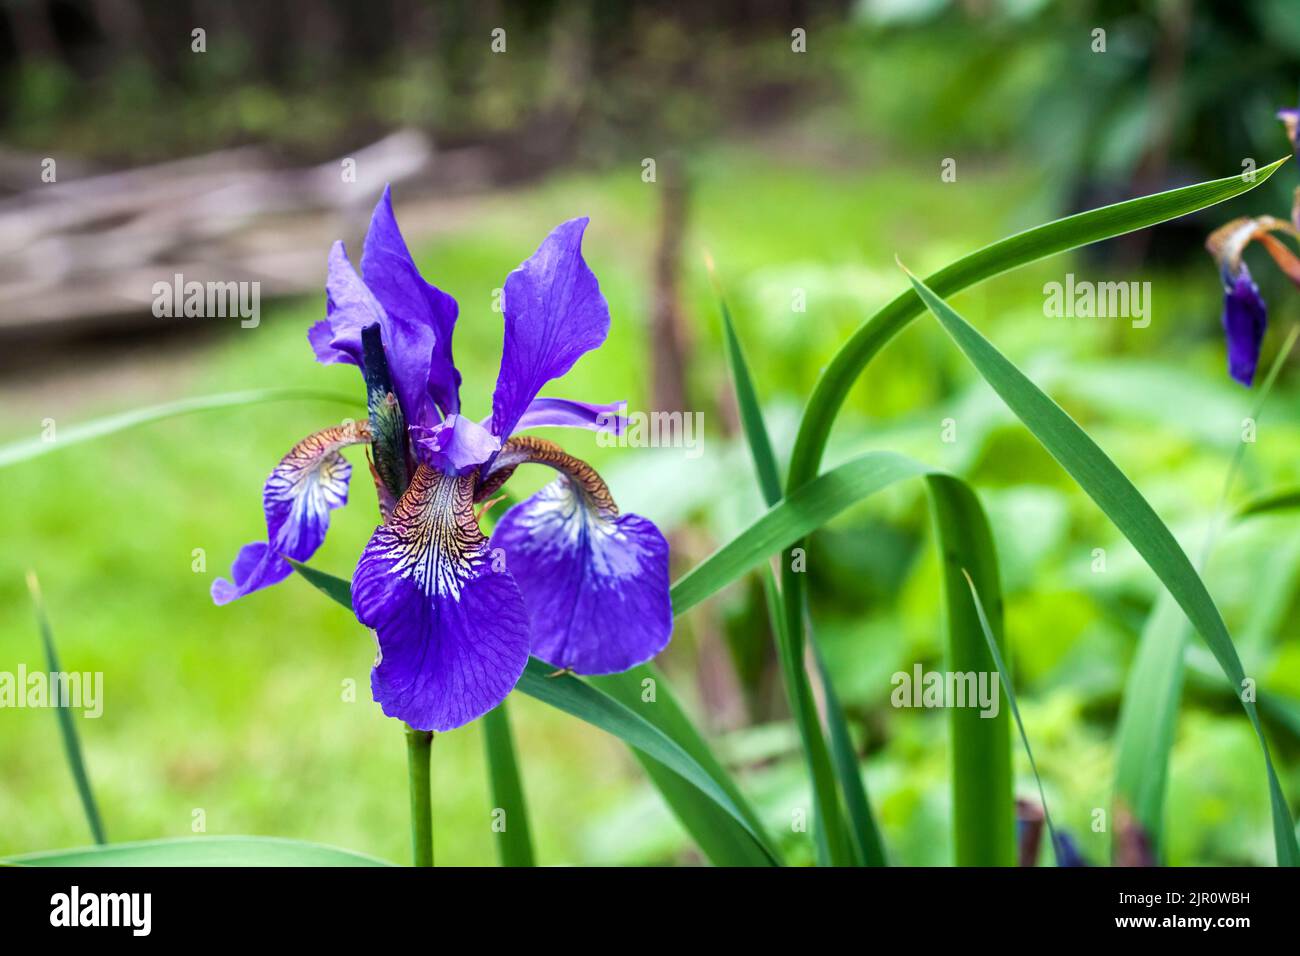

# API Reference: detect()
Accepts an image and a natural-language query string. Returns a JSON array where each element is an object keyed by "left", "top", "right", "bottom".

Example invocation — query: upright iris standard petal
[
  {"left": 212, "top": 420, "right": 371, "bottom": 605},
  {"left": 486, "top": 437, "right": 672, "bottom": 674},
  {"left": 1223, "top": 266, "right": 1268, "bottom": 386},
  {"left": 353, "top": 464, "right": 531, "bottom": 731},
  {"left": 308, "top": 242, "right": 388, "bottom": 368},
  {"left": 361, "top": 187, "right": 462, "bottom": 425},
  {"left": 489, "top": 218, "right": 611, "bottom": 442}
]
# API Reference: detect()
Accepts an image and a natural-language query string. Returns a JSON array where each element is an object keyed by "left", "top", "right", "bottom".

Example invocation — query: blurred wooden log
[{"left": 0, "top": 129, "right": 452, "bottom": 334}]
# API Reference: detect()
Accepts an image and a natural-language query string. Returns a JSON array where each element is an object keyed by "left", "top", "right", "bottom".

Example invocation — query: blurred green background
[{"left": 4, "top": 0, "right": 1300, "bottom": 865}]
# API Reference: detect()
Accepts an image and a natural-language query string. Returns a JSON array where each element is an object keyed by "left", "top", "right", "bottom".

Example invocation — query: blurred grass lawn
[{"left": 3, "top": 144, "right": 1299, "bottom": 865}]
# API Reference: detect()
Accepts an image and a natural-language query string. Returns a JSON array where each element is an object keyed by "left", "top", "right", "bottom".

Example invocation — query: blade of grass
[
  {"left": 761, "top": 567, "right": 851, "bottom": 864},
  {"left": 714, "top": 261, "right": 783, "bottom": 505},
  {"left": 960, "top": 567, "right": 1064, "bottom": 866},
  {"left": 482, "top": 702, "right": 534, "bottom": 866},
  {"left": 926, "top": 476, "right": 1015, "bottom": 865},
  {"left": 1113, "top": 323, "right": 1299, "bottom": 861},
  {"left": 0, "top": 388, "right": 361, "bottom": 469},
  {"left": 26, "top": 571, "right": 106, "bottom": 845},
  {"left": 289, "top": 561, "right": 781, "bottom": 866},
  {"left": 1111, "top": 595, "right": 1188, "bottom": 859},
  {"left": 905, "top": 267, "right": 1299, "bottom": 866},
  {"left": 713, "top": 272, "right": 863, "bottom": 866},
  {"left": 811, "top": 639, "right": 888, "bottom": 866}
]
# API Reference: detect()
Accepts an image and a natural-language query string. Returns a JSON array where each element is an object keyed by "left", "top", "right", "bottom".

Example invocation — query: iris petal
[
  {"left": 212, "top": 420, "right": 371, "bottom": 605},
  {"left": 353, "top": 465, "right": 531, "bottom": 731},
  {"left": 360, "top": 186, "right": 462, "bottom": 425},
  {"left": 507, "top": 397, "right": 626, "bottom": 435},
  {"left": 412, "top": 413, "right": 500, "bottom": 474},
  {"left": 486, "top": 437, "right": 672, "bottom": 673},
  {"left": 308, "top": 241, "right": 387, "bottom": 368},
  {"left": 1223, "top": 267, "right": 1268, "bottom": 387},
  {"left": 489, "top": 218, "right": 611, "bottom": 443}
]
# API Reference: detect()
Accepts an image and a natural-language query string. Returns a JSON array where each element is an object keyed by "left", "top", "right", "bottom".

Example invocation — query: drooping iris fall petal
[
  {"left": 486, "top": 437, "right": 672, "bottom": 673},
  {"left": 212, "top": 420, "right": 371, "bottom": 605},
  {"left": 353, "top": 464, "right": 531, "bottom": 731}
]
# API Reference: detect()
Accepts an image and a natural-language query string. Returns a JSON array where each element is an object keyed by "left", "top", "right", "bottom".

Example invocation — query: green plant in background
[{"left": 3, "top": 157, "right": 1298, "bottom": 868}]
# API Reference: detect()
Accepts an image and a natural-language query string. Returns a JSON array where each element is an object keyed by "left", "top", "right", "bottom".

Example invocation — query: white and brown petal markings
[
  {"left": 483, "top": 435, "right": 672, "bottom": 674},
  {"left": 211, "top": 418, "right": 373, "bottom": 605},
  {"left": 368, "top": 464, "right": 485, "bottom": 600},
  {"left": 475, "top": 435, "right": 617, "bottom": 517},
  {"left": 264, "top": 419, "right": 372, "bottom": 553}
]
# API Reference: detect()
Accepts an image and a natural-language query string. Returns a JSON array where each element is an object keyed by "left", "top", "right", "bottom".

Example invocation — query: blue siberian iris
[{"left": 213, "top": 188, "right": 673, "bottom": 731}]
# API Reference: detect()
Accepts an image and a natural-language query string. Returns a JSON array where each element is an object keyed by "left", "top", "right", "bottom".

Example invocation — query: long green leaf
[
  {"left": 926, "top": 476, "right": 1015, "bottom": 865},
  {"left": 289, "top": 562, "right": 781, "bottom": 866},
  {"left": 960, "top": 567, "right": 1064, "bottom": 866},
  {"left": 717, "top": 279, "right": 783, "bottom": 505},
  {"left": 787, "top": 158, "right": 1287, "bottom": 491},
  {"left": 482, "top": 702, "right": 535, "bottom": 866},
  {"left": 7, "top": 836, "right": 393, "bottom": 866},
  {"left": 26, "top": 572, "right": 106, "bottom": 845},
  {"left": 1112, "top": 594, "right": 1187, "bottom": 858},
  {"left": 590, "top": 667, "right": 778, "bottom": 866},
  {"left": 1238, "top": 487, "right": 1300, "bottom": 518},
  {"left": 715, "top": 280, "right": 859, "bottom": 865},
  {"left": 1113, "top": 324, "right": 1299, "bottom": 860},
  {"left": 514, "top": 660, "right": 781, "bottom": 864},
  {"left": 811, "top": 640, "right": 888, "bottom": 866},
  {"left": 906, "top": 268, "right": 1299, "bottom": 867},
  {"left": 761, "top": 568, "right": 851, "bottom": 865},
  {"left": 0, "top": 388, "right": 360, "bottom": 469},
  {"left": 672, "top": 452, "right": 930, "bottom": 614}
]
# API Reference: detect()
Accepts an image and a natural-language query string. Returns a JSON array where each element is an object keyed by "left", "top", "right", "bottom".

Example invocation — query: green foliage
[
  {"left": 6, "top": 149, "right": 1300, "bottom": 867},
  {"left": 7, "top": 837, "right": 393, "bottom": 867},
  {"left": 926, "top": 477, "right": 1015, "bottom": 865},
  {"left": 908, "top": 269, "right": 1299, "bottom": 866},
  {"left": 481, "top": 703, "right": 535, "bottom": 867},
  {"left": 26, "top": 573, "right": 106, "bottom": 846},
  {"left": 291, "top": 562, "right": 781, "bottom": 866}
]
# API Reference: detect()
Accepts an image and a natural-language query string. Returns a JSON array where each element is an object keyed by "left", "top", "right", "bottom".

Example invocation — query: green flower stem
[{"left": 405, "top": 725, "right": 434, "bottom": 867}]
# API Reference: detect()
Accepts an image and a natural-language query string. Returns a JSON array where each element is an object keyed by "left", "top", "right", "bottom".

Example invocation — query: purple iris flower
[
  {"left": 213, "top": 187, "right": 673, "bottom": 731},
  {"left": 1202, "top": 108, "right": 1300, "bottom": 386},
  {"left": 1205, "top": 216, "right": 1296, "bottom": 387}
]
